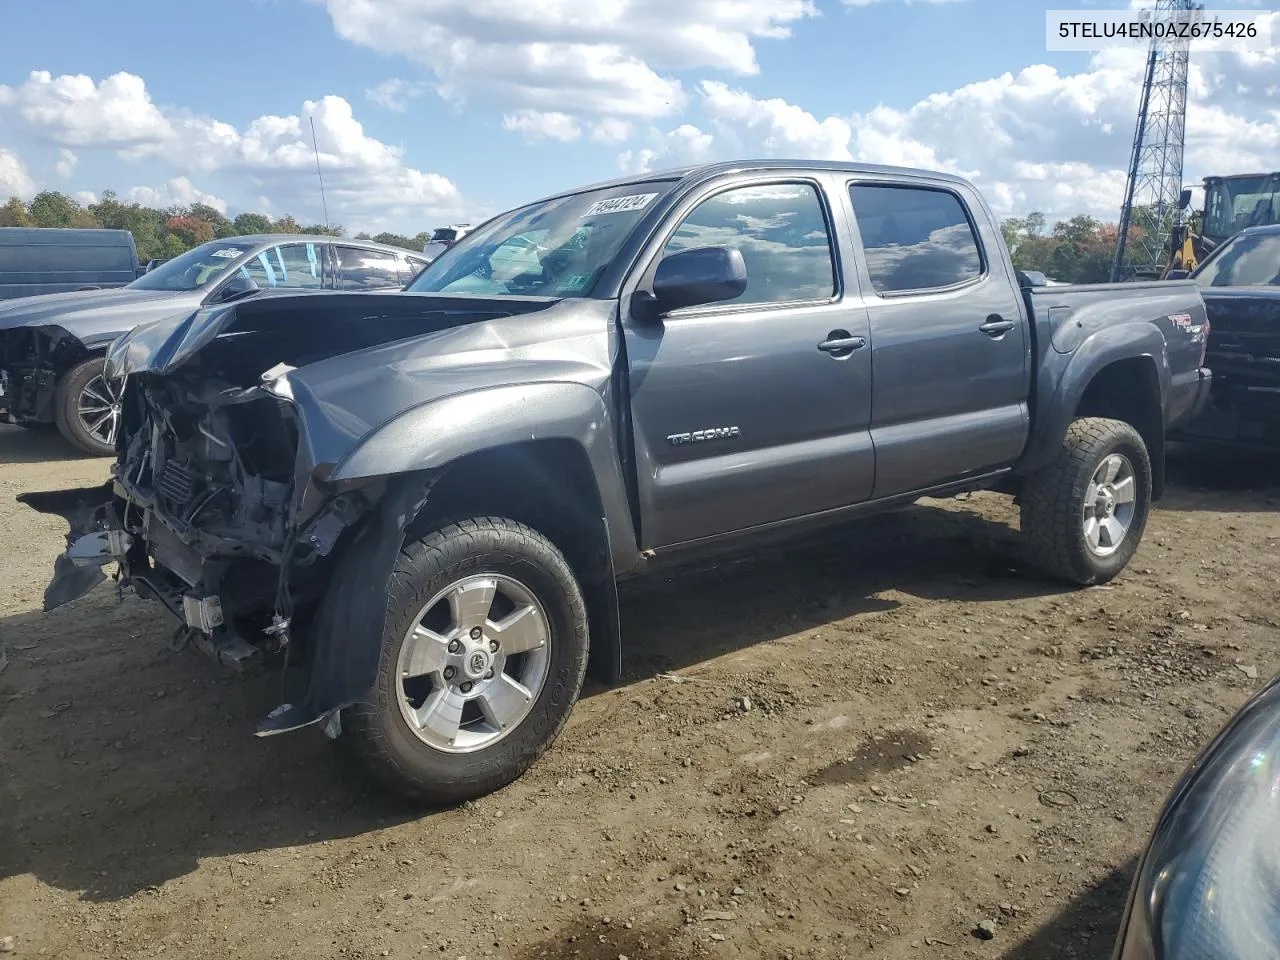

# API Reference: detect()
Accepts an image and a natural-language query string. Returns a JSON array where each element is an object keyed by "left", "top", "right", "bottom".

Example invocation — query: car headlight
[{"left": 1115, "top": 675, "right": 1280, "bottom": 959}]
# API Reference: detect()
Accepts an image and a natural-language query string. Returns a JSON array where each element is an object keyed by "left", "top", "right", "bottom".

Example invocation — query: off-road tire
[
  {"left": 53, "top": 357, "right": 116, "bottom": 457},
  {"left": 1020, "top": 417, "right": 1152, "bottom": 585},
  {"left": 339, "top": 517, "right": 589, "bottom": 805}
]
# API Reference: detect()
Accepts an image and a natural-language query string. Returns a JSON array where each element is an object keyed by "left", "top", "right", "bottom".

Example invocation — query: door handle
[
  {"left": 818, "top": 332, "right": 867, "bottom": 356},
  {"left": 979, "top": 316, "right": 1016, "bottom": 337}
]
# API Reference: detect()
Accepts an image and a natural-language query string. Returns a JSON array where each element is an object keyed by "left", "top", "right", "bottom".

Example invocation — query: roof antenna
[{"left": 309, "top": 115, "right": 330, "bottom": 232}]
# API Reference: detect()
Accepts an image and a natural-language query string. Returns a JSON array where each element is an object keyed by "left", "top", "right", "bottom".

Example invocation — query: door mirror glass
[
  {"left": 652, "top": 246, "right": 748, "bottom": 314},
  {"left": 1178, "top": 188, "right": 1193, "bottom": 210},
  {"left": 213, "top": 272, "right": 259, "bottom": 302}
]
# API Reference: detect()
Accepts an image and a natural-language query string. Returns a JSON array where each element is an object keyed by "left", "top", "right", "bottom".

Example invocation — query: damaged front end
[
  {"left": 21, "top": 288, "right": 618, "bottom": 747},
  {"left": 0, "top": 325, "right": 91, "bottom": 423},
  {"left": 22, "top": 292, "right": 542, "bottom": 737},
  {"left": 27, "top": 360, "right": 388, "bottom": 733}
]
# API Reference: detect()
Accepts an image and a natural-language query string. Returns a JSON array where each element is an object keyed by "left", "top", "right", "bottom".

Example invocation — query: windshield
[
  {"left": 127, "top": 239, "right": 257, "bottom": 291},
  {"left": 1203, "top": 176, "right": 1280, "bottom": 242},
  {"left": 1194, "top": 232, "right": 1280, "bottom": 287},
  {"left": 408, "top": 183, "right": 675, "bottom": 298}
]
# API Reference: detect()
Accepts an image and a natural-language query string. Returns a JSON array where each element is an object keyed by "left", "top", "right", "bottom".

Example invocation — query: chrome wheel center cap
[{"left": 463, "top": 647, "right": 493, "bottom": 680}]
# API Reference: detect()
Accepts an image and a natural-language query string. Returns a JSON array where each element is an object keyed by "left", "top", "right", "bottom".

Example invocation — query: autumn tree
[
  {"left": 165, "top": 214, "right": 215, "bottom": 248},
  {"left": 188, "top": 203, "right": 237, "bottom": 239},
  {"left": 0, "top": 196, "right": 33, "bottom": 226}
]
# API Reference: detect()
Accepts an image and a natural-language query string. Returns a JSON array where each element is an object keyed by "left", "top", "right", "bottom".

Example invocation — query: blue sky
[{"left": 1, "top": 0, "right": 1276, "bottom": 234}]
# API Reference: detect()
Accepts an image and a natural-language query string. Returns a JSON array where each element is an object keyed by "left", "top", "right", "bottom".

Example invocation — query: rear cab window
[
  {"left": 336, "top": 246, "right": 405, "bottom": 291},
  {"left": 848, "top": 183, "right": 985, "bottom": 295}
]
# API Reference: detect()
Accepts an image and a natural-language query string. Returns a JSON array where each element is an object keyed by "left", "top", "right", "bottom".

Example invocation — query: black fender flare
[
  {"left": 260, "top": 384, "right": 634, "bottom": 735},
  {"left": 1021, "top": 322, "right": 1170, "bottom": 475}
]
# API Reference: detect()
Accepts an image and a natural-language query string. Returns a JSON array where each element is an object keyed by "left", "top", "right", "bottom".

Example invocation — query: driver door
[{"left": 623, "top": 178, "right": 875, "bottom": 549}]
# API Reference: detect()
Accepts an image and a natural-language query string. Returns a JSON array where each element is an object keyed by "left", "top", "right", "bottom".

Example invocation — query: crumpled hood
[
  {"left": 0, "top": 286, "right": 203, "bottom": 348},
  {"left": 107, "top": 289, "right": 617, "bottom": 483}
]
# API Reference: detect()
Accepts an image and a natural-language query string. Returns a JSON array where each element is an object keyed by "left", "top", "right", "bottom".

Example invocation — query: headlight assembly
[{"left": 1115, "top": 675, "right": 1280, "bottom": 960}]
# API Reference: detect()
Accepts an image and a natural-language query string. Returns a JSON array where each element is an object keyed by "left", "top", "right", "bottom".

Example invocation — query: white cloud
[
  {"left": 55, "top": 148, "right": 77, "bottom": 177},
  {"left": 0, "top": 70, "right": 171, "bottom": 146},
  {"left": 589, "top": 118, "right": 634, "bottom": 145},
  {"left": 631, "top": 33, "right": 1280, "bottom": 222},
  {"left": 72, "top": 190, "right": 97, "bottom": 206},
  {"left": 699, "top": 80, "right": 853, "bottom": 160},
  {"left": 502, "top": 109, "right": 582, "bottom": 143},
  {"left": 0, "top": 148, "right": 37, "bottom": 200},
  {"left": 843, "top": 0, "right": 962, "bottom": 4},
  {"left": 365, "top": 78, "right": 428, "bottom": 112},
  {"left": 321, "top": 0, "right": 815, "bottom": 122},
  {"left": 125, "top": 177, "right": 227, "bottom": 214},
  {"left": 0, "top": 71, "right": 466, "bottom": 231},
  {"left": 619, "top": 124, "right": 716, "bottom": 174}
]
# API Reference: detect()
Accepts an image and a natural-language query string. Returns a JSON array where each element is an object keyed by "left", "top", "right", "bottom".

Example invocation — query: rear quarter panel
[{"left": 1021, "top": 279, "right": 1208, "bottom": 472}]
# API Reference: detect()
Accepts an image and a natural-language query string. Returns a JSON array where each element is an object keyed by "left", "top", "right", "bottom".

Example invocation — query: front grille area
[{"left": 158, "top": 460, "right": 198, "bottom": 510}]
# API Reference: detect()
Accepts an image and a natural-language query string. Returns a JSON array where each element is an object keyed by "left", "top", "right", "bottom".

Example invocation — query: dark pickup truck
[{"left": 27, "top": 160, "right": 1212, "bottom": 805}]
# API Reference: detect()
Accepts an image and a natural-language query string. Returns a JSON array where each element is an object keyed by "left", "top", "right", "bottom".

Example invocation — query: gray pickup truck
[{"left": 27, "top": 160, "right": 1211, "bottom": 805}]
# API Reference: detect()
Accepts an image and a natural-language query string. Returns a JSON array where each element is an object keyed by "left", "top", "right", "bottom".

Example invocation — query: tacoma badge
[{"left": 666, "top": 426, "right": 741, "bottom": 446}]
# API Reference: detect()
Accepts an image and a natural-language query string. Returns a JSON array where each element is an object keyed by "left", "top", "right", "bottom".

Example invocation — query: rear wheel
[
  {"left": 339, "top": 517, "right": 589, "bottom": 805},
  {"left": 54, "top": 357, "right": 121, "bottom": 457},
  {"left": 1020, "top": 417, "right": 1152, "bottom": 585}
]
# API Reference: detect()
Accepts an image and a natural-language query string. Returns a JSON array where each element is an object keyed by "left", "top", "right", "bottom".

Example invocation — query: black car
[
  {"left": 1111, "top": 670, "right": 1280, "bottom": 958},
  {"left": 0, "top": 235, "right": 429, "bottom": 455},
  {"left": 1170, "top": 225, "right": 1280, "bottom": 453}
]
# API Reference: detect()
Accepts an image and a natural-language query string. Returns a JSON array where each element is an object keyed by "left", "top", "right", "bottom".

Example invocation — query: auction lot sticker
[{"left": 584, "top": 193, "right": 658, "bottom": 217}]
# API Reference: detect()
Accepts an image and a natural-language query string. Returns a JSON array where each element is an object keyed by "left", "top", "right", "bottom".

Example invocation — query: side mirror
[
  {"left": 651, "top": 246, "right": 747, "bottom": 314},
  {"left": 1165, "top": 269, "right": 1189, "bottom": 280},
  {"left": 1018, "top": 270, "right": 1048, "bottom": 288},
  {"left": 1178, "top": 188, "right": 1193, "bottom": 210},
  {"left": 213, "top": 273, "right": 259, "bottom": 303}
]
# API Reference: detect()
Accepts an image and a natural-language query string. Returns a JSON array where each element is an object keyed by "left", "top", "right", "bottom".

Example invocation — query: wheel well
[
  {"left": 406, "top": 439, "right": 621, "bottom": 683},
  {"left": 1075, "top": 358, "right": 1165, "bottom": 499}
]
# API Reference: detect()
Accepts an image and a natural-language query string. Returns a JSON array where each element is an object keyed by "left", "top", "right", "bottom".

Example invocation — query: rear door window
[
  {"left": 237, "top": 243, "right": 326, "bottom": 290},
  {"left": 848, "top": 184, "right": 984, "bottom": 294},
  {"left": 400, "top": 255, "right": 430, "bottom": 284},
  {"left": 336, "top": 247, "right": 404, "bottom": 291}
]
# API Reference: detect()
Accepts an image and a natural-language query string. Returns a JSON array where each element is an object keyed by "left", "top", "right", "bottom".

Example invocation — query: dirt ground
[{"left": 1, "top": 423, "right": 1277, "bottom": 960}]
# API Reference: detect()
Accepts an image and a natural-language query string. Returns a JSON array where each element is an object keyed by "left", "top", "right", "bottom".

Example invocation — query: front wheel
[
  {"left": 339, "top": 517, "right": 589, "bottom": 805},
  {"left": 54, "top": 357, "right": 122, "bottom": 456},
  {"left": 1020, "top": 417, "right": 1152, "bottom": 585}
]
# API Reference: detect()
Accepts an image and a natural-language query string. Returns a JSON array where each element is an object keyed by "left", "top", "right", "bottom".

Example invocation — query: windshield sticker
[
  {"left": 210, "top": 248, "right": 243, "bottom": 259},
  {"left": 561, "top": 273, "right": 592, "bottom": 292},
  {"left": 584, "top": 193, "right": 657, "bottom": 217}
]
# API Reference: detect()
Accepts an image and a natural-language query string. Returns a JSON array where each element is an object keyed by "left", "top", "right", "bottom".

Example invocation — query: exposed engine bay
[{"left": 94, "top": 372, "right": 358, "bottom": 670}]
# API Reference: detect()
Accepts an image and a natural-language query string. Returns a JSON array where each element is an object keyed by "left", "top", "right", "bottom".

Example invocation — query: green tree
[
  {"left": 233, "top": 212, "right": 273, "bottom": 235},
  {"left": 300, "top": 222, "right": 343, "bottom": 236},
  {"left": 0, "top": 196, "right": 33, "bottom": 226},
  {"left": 28, "top": 191, "right": 99, "bottom": 228},
  {"left": 371, "top": 231, "right": 419, "bottom": 251},
  {"left": 271, "top": 214, "right": 302, "bottom": 234}
]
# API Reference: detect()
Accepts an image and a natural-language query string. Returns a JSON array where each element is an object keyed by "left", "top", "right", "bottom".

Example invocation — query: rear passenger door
[
  {"left": 846, "top": 180, "right": 1030, "bottom": 499},
  {"left": 236, "top": 242, "right": 329, "bottom": 291},
  {"left": 624, "top": 177, "right": 875, "bottom": 549},
  {"left": 335, "top": 246, "right": 407, "bottom": 291}
]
